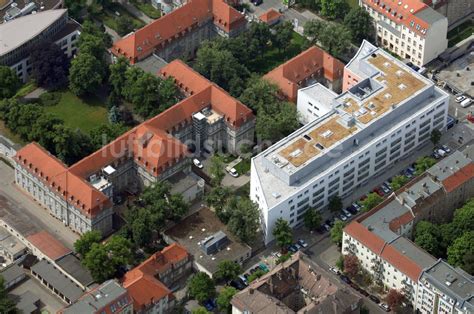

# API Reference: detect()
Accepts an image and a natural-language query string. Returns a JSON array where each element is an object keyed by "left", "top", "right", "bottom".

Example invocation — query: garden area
[
  {"left": 448, "top": 20, "right": 474, "bottom": 47},
  {"left": 130, "top": 0, "right": 161, "bottom": 19},
  {"left": 43, "top": 91, "right": 109, "bottom": 134},
  {"left": 96, "top": 3, "right": 145, "bottom": 35}
]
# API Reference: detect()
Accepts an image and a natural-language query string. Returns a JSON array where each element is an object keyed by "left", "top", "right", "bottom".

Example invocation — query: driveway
[{"left": 0, "top": 162, "right": 79, "bottom": 249}]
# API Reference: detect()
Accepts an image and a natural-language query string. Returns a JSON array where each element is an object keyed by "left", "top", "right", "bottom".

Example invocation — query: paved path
[
  {"left": 104, "top": 24, "right": 121, "bottom": 42},
  {"left": 119, "top": 0, "right": 155, "bottom": 24},
  {"left": 23, "top": 87, "right": 46, "bottom": 100}
]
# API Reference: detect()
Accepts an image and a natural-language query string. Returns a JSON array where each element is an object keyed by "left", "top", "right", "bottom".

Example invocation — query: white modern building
[
  {"left": 0, "top": 9, "right": 80, "bottom": 82},
  {"left": 360, "top": 0, "right": 448, "bottom": 66},
  {"left": 250, "top": 41, "right": 449, "bottom": 244}
]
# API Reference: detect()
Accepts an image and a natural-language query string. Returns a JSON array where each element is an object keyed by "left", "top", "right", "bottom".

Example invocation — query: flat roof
[
  {"left": 0, "top": 9, "right": 66, "bottom": 56},
  {"left": 31, "top": 260, "right": 84, "bottom": 302},
  {"left": 55, "top": 254, "right": 94, "bottom": 288},
  {"left": 389, "top": 237, "right": 436, "bottom": 270},
  {"left": 0, "top": 263, "right": 24, "bottom": 283},
  {"left": 0, "top": 0, "right": 62, "bottom": 22},
  {"left": 164, "top": 207, "right": 251, "bottom": 274}
]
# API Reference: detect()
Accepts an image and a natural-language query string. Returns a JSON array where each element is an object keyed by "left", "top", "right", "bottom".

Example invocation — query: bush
[
  {"left": 39, "top": 92, "right": 61, "bottom": 106},
  {"left": 248, "top": 269, "right": 266, "bottom": 283},
  {"left": 276, "top": 253, "right": 291, "bottom": 264}
]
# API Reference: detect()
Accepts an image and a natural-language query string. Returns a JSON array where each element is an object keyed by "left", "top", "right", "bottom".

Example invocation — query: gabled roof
[
  {"left": 259, "top": 8, "right": 282, "bottom": 24},
  {"left": 442, "top": 163, "right": 474, "bottom": 193},
  {"left": 111, "top": 0, "right": 245, "bottom": 63},
  {"left": 263, "top": 46, "right": 344, "bottom": 102},
  {"left": 26, "top": 231, "right": 71, "bottom": 261}
]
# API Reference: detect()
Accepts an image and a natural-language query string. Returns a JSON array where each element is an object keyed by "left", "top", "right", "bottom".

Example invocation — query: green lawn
[
  {"left": 234, "top": 158, "right": 251, "bottom": 175},
  {"left": 448, "top": 20, "right": 473, "bottom": 47},
  {"left": 345, "top": 0, "right": 359, "bottom": 9},
  {"left": 98, "top": 3, "right": 145, "bottom": 34},
  {"left": 44, "top": 91, "right": 108, "bottom": 134},
  {"left": 130, "top": 0, "right": 161, "bottom": 19},
  {"left": 247, "top": 32, "right": 308, "bottom": 74}
]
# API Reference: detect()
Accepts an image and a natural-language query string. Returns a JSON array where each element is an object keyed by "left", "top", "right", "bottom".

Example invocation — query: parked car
[
  {"left": 294, "top": 243, "right": 302, "bottom": 250},
  {"left": 373, "top": 187, "right": 385, "bottom": 197},
  {"left": 193, "top": 158, "right": 203, "bottom": 169},
  {"left": 228, "top": 168, "right": 239, "bottom": 177},
  {"left": 379, "top": 303, "right": 391, "bottom": 312},
  {"left": 436, "top": 148, "right": 447, "bottom": 157},
  {"left": 252, "top": 0, "right": 263, "bottom": 5},
  {"left": 339, "top": 214, "right": 348, "bottom": 221},
  {"left": 460, "top": 98, "right": 472, "bottom": 108},
  {"left": 329, "top": 266, "right": 340, "bottom": 275},
  {"left": 352, "top": 202, "right": 361, "bottom": 212},
  {"left": 433, "top": 150, "right": 441, "bottom": 159},
  {"left": 455, "top": 95, "right": 466, "bottom": 103},
  {"left": 342, "top": 208, "right": 352, "bottom": 218},
  {"left": 441, "top": 145, "right": 451, "bottom": 154},
  {"left": 238, "top": 275, "right": 248, "bottom": 286},
  {"left": 407, "top": 166, "right": 416, "bottom": 174},
  {"left": 325, "top": 219, "right": 334, "bottom": 227},
  {"left": 288, "top": 245, "right": 298, "bottom": 253},
  {"left": 380, "top": 184, "right": 391, "bottom": 194},
  {"left": 358, "top": 288, "right": 369, "bottom": 297},
  {"left": 229, "top": 279, "right": 246, "bottom": 290},
  {"left": 322, "top": 223, "right": 331, "bottom": 232},
  {"left": 346, "top": 206, "right": 357, "bottom": 215},
  {"left": 204, "top": 299, "right": 217, "bottom": 311},
  {"left": 297, "top": 239, "right": 308, "bottom": 248},
  {"left": 259, "top": 263, "right": 269, "bottom": 272},
  {"left": 369, "top": 295, "right": 381, "bottom": 304},
  {"left": 340, "top": 274, "right": 352, "bottom": 284}
]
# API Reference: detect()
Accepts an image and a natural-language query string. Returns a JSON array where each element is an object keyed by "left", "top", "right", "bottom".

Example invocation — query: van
[{"left": 460, "top": 98, "right": 472, "bottom": 108}]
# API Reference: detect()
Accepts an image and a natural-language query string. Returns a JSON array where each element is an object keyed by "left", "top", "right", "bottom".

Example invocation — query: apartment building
[
  {"left": 122, "top": 244, "right": 191, "bottom": 313},
  {"left": 342, "top": 150, "right": 474, "bottom": 313},
  {"left": 360, "top": 0, "right": 447, "bottom": 66},
  {"left": 0, "top": 0, "right": 64, "bottom": 23},
  {"left": 231, "top": 252, "right": 362, "bottom": 313},
  {"left": 0, "top": 9, "right": 80, "bottom": 82},
  {"left": 110, "top": 0, "right": 246, "bottom": 64},
  {"left": 61, "top": 280, "right": 133, "bottom": 314},
  {"left": 263, "top": 46, "right": 344, "bottom": 102},
  {"left": 14, "top": 60, "right": 254, "bottom": 236},
  {"left": 425, "top": 0, "right": 473, "bottom": 29},
  {"left": 250, "top": 41, "right": 449, "bottom": 244}
]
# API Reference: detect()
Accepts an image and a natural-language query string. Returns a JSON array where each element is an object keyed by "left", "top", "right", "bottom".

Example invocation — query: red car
[{"left": 373, "top": 188, "right": 384, "bottom": 197}]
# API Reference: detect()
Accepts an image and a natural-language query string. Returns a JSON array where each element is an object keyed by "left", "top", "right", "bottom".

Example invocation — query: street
[{"left": 0, "top": 162, "right": 79, "bottom": 249}]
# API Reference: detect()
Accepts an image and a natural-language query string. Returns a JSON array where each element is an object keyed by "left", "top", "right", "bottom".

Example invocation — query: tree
[
  {"left": 320, "top": 0, "right": 349, "bottom": 19},
  {"left": 390, "top": 175, "right": 409, "bottom": 191},
  {"left": 343, "top": 7, "right": 374, "bottom": 44},
  {"left": 360, "top": 192, "right": 383, "bottom": 212},
  {"left": 188, "top": 272, "right": 216, "bottom": 303},
  {"left": 304, "top": 208, "right": 322, "bottom": 230},
  {"left": 447, "top": 231, "right": 474, "bottom": 270},
  {"left": 109, "top": 57, "right": 129, "bottom": 96},
  {"left": 65, "top": 0, "right": 86, "bottom": 19},
  {"left": 52, "top": 125, "right": 94, "bottom": 165},
  {"left": 116, "top": 16, "right": 134, "bottom": 36},
  {"left": 74, "top": 230, "right": 101, "bottom": 257},
  {"left": 336, "top": 255, "right": 344, "bottom": 271},
  {"left": 273, "top": 21, "right": 294, "bottom": 52},
  {"left": 30, "top": 41, "right": 70, "bottom": 90},
  {"left": 256, "top": 101, "right": 299, "bottom": 142},
  {"left": 82, "top": 235, "right": 132, "bottom": 282},
  {"left": 451, "top": 202, "right": 474, "bottom": 237},
  {"left": 430, "top": 129, "right": 441, "bottom": 147},
  {"left": 227, "top": 197, "right": 260, "bottom": 244},
  {"left": 205, "top": 186, "right": 232, "bottom": 222},
  {"left": 415, "top": 156, "right": 436, "bottom": 175},
  {"left": 239, "top": 77, "right": 280, "bottom": 112},
  {"left": 78, "top": 21, "right": 111, "bottom": 56},
  {"left": 217, "top": 287, "right": 238, "bottom": 314},
  {"left": 330, "top": 220, "right": 344, "bottom": 245},
  {"left": 319, "top": 23, "right": 352, "bottom": 57},
  {"left": 273, "top": 218, "right": 293, "bottom": 250},
  {"left": 328, "top": 195, "right": 342, "bottom": 213},
  {"left": 414, "top": 221, "right": 444, "bottom": 257},
  {"left": 69, "top": 53, "right": 105, "bottom": 96},
  {"left": 122, "top": 68, "right": 163, "bottom": 118},
  {"left": 215, "top": 260, "right": 242, "bottom": 282},
  {"left": 89, "top": 123, "right": 128, "bottom": 150},
  {"left": 386, "top": 289, "right": 405, "bottom": 309},
  {"left": 157, "top": 77, "right": 179, "bottom": 112},
  {"left": 0, "top": 66, "right": 21, "bottom": 98},
  {"left": 245, "top": 23, "right": 272, "bottom": 59},
  {"left": 0, "top": 276, "right": 17, "bottom": 313},
  {"left": 304, "top": 20, "right": 325, "bottom": 45},
  {"left": 461, "top": 251, "right": 474, "bottom": 275},
  {"left": 343, "top": 254, "right": 359, "bottom": 277},
  {"left": 209, "top": 155, "right": 226, "bottom": 186},
  {"left": 192, "top": 307, "right": 211, "bottom": 314}
]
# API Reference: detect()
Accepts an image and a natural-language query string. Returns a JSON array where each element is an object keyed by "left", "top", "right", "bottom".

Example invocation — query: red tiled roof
[
  {"left": 361, "top": 0, "right": 430, "bottom": 37},
  {"left": 27, "top": 231, "right": 71, "bottom": 261},
  {"left": 122, "top": 272, "right": 172, "bottom": 311},
  {"left": 344, "top": 222, "right": 386, "bottom": 255},
  {"left": 380, "top": 244, "right": 422, "bottom": 281},
  {"left": 259, "top": 8, "right": 282, "bottom": 24},
  {"left": 389, "top": 211, "right": 415, "bottom": 232},
  {"left": 263, "top": 46, "right": 344, "bottom": 102},
  {"left": 15, "top": 143, "right": 112, "bottom": 217},
  {"left": 16, "top": 61, "right": 253, "bottom": 220},
  {"left": 111, "top": 0, "right": 245, "bottom": 63},
  {"left": 442, "top": 163, "right": 474, "bottom": 193},
  {"left": 122, "top": 244, "right": 188, "bottom": 310}
]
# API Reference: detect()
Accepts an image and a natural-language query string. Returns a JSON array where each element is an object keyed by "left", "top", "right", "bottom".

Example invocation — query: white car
[
  {"left": 441, "top": 145, "right": 451, "bottom": 154},
  {"left": 455, "top": 95, "right": 466, "bottom": 103},
  {"left": 228, "top": 168, "right": 239, "bottom": 177},
  {"left": 339, "top": 214, "right": 347, "bottom": 221},
  {"left": 193, "top": 158, "right": 203, "bottom": 169},
  {"left": 460, "top": 98, "right": 472, "bottom": 108},
  {"left": 329, "top": 267, "right": 340, "bottom": 275}
]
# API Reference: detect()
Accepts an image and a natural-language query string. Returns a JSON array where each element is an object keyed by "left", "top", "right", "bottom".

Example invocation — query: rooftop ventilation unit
[
  {"left": 321, "top": 130, "right": 333, "bottom": 138},
  {"left": 290, "top": 149, "right": 302, "bottom": 158}
]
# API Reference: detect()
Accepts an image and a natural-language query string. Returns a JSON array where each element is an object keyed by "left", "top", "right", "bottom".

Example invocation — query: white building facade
[
  {"left": 360, "top": 0, "right": 448, "bottom": 66},
  {"left": 250, "top": 41, "right": 449, "bottom": 244}
]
